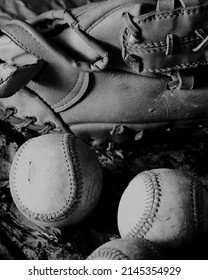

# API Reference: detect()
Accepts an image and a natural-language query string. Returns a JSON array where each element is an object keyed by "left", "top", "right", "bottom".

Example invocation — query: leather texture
[
  {"left": 1, "top": 0, "right": 208, "bottom": 148},
  {"left": 122, "top": 0, "right": 208, "bottom": 79}
]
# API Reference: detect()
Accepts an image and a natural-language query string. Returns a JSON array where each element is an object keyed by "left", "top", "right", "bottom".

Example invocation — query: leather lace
[{"left": 0, "top": 106, "right": 56, "bottom": 134}]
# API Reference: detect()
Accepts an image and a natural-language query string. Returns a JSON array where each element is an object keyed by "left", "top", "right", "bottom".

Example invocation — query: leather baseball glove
[{"left": 0, "top": 0, "right": 208, "bottom": 149}]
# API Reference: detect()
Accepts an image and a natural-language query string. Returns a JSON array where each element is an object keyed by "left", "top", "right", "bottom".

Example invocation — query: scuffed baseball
[
  {"left": 117, "top": 168, "right": 208, "bottom": 256},
  {"left": 9, "top": 133, "right": 103, "bottom": 227},
  {"left": 87, "top": 238, "right": 166, "bottom": 260}
]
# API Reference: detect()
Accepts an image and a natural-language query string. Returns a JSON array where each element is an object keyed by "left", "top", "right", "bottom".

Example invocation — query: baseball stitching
[
  {"left": 125, "top": 170, "right": 162, "bottom": 238},
  {"left": 87, "top": 247, "right": 129, "bottom": 260},
  {"left": 61, "top": 134, "right": 84, "bottom": 219},
  {"left": 10, "top": 134, "right": 84, "bottom": 223},
  {"left": 10, "top": 138, "right": 32, "bottom": 216},
  {"left": 87, "top": 239, "right": 165, "bottom": 260},
  {"left": 190, "top": 177, "right": 204, "bottom": 236}
]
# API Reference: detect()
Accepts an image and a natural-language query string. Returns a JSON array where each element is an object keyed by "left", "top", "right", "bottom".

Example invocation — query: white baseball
[
  {"left": 9, "top": 133, "right": 103, "bottom": 227},
  {"left": 87, "top": 238, "right": 166, "bottom": 260},
  {"left": 117, "top": 168, "right": 208, "bottom": 255}
]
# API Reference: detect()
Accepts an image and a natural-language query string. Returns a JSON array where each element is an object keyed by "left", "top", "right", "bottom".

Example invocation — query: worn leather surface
[
  {"left": 53, "top": 0, "right": 156, "bottom": 73},
  {"left": 122, "top": 0, "right": 208, "bottom": 75},
  {"left": 1, "top": 0, "right": 208, "bottom": 148},
  {"left": 0, "top": 0, "right": 92, "bottom": 25}
]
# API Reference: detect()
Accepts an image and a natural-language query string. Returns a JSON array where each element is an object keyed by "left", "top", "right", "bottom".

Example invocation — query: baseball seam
[
  {"left": 87, "top": 247, "right": 129, "bottom": 260},
  {"left": 61, "top": 134, "right": 84, "bottom": 219},
  {"left": 37, "top": 134, "right": 84, "bottom": 222},
  {"left": 9, "top": 139, "right": 35, "bottom": 217},
  {"left": 190, "top": 177, "right": 204, "bottom": 237},
  {"left": 10, "top": 134, "right": 84, "bottom": 223},
  {"left": 125, "top": 171, "right": 162, "bottom": 238}
]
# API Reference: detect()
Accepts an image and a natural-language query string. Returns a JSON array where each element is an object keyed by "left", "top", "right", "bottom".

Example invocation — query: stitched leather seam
[
  {"left": 134, "top": 5, "right": 208, "bottom": 25},
  {"left": 122, "top": 26, "right": 207, "bottom": 73},
  {"left": 58, "top": 134, "right": 84, "bottom": 219},
  {"left": 127, "top": 43, "right": 198, "bottom": 54},
  {"left": 52, "top": 71, "right": 81, "bottom": 109},
  {"left": 127, "top": 36, "right": 200, "bottom": 52},
  {"left": 190, "top": 178, "right": 204, "bottom": 236},
  {"left": 9, "top": 139, "right": 36, "bottom": 218},
  {"left": 86, "top": 4, "right": 131, "bottom": 33},
  {"left": 88, "top": 248, "right": 129, "bottom": 260},
  {"left": 2, "top": 25, "right": 43, "bottom": 61},
  {"left": 52, "top": 72, "right": 89, "bottom": 112},
  {"left": 75, "top": 2, "right": 101, "bottom": 18},
  {"left": 129, "top": 44, "right": 196, "bottom": 54},
  {"left": 145, "top": 61, "right": 208, "bottom": 73},
  {"left": 122, "top": 5, "right": 208, "bottom": 74},
  {"left": 10, "top": 134, "right": 84, "bottom": 223},
  {"left": 125, "top": 171, "right": 161, "bottom": 238},
  {"left": 2, "top": 23, "right": 87, "bottom": 112}
]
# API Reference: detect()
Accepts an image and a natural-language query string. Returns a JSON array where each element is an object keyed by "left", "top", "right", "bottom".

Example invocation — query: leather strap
[
  {"left": 156, "top": 0, "right": 200, "bottom": 12},
  {"left": 0, "top": 20, "right": 89, "bottom": 113},
  {"left": 28, "top": 9, "right": 109, "bottom": 72},
  {"left": 193, "top": 29, "right": 208, "bottom": 52},
  {"left": 168, "top": 71, "right": 194, "bottom": 90},
  {"left": 122, "top": 12, "right": 141, "bottom": 37}
]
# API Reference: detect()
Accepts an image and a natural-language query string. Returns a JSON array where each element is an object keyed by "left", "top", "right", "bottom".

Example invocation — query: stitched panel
[
  {"left": 121, "top": 3, "right": 208, "bottom": 75},
  {"left": 190, "top": 178, "right": 204, "bottom": 237},
  {"left": 1, "top": 21, "right": 89, "bottom": 112},
  {"left": 87, "top": 247, "right": 129, "bottom": 260},
  {"left": 9, "top": 134, "right": 84, "bottom": 223},
  {"left": 125, "top": 170, "right": 162, "bottom": 239}
]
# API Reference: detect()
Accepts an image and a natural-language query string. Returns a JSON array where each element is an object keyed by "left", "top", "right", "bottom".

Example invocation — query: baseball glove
[{"left": 0, "top": 0, "right": 208, "bottom": 148}]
